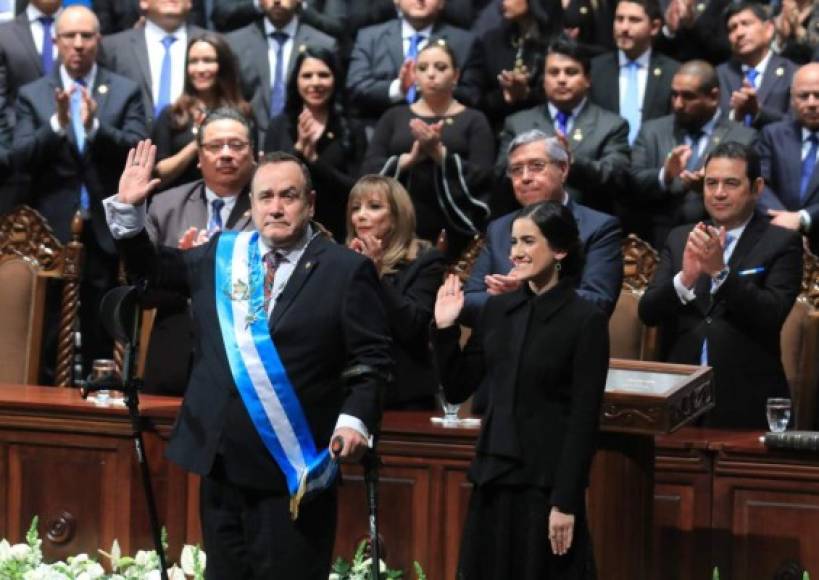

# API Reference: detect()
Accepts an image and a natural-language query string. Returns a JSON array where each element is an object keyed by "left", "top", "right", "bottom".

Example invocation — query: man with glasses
[
  {"left": 135, "top": 107, "right": 255, "bottom": 395},
  {"left": 462, "top": 129, "right": 623, "bottom": 327},
  {"left": 12, "top": 4, "right": 146, "bottom": 378}
]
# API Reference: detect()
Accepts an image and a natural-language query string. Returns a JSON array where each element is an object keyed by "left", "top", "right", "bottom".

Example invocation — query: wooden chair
[
  {"left": 0, "top": 206, "right": 83, "bottom": 386},
  {"left": 608, "top": 234, "right": 660, "bottom": 361}
]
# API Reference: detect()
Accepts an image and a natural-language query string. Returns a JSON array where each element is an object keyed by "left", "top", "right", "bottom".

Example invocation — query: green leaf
[
  {"left": 413, "top": 561, "right": 427, "bottom": 580},
  {"left": 712, "top": 566, "right": 720, "bottom": 580},
  {"left": 25, "top": 516, "right": 39, "bottom": 547}
]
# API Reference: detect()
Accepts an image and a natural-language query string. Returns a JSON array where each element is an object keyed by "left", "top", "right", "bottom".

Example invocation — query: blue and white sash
[{"left": 214, "top": 231, "right": 337, "bottom": 518}]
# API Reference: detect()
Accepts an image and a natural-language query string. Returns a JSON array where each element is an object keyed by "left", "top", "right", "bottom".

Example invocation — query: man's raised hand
[{"left": 117, "top": 139, "right": 161, "bottom": 205}]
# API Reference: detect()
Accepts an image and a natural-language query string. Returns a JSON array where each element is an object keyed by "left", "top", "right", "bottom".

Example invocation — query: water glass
[
  {"left": 437, "top": 390, "right": 461, "bottom": 424},
  {"left": 766, "top": 397, "right": 792, "bottom": 433}
]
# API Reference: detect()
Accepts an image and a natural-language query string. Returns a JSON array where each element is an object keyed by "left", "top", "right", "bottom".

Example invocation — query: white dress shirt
[
  {"left": 27, "top": 3, "right": 60, "bottom": 62},
  {"left": 144, "top": 19, "right": 187, "bottom": 108}
]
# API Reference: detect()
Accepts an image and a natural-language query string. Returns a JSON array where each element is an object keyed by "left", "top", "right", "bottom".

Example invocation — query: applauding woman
[
  {"left": 264, "top": 46, "right": 367, "bottom": 241},
  {"left": 362, "top": 41, "right": 495, "bottom": 260},
  {"left": 347, "top": 175, "right": 445, "bottom": 410},
  {"left": 433, "top": 201, "right": 608, "bottom": 579},
  {"left": 152, "top": 33, "right": 252, "bottom": 189}
]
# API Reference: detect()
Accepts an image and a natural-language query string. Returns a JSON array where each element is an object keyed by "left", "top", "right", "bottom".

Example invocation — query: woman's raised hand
[
  {"left": 434, "top": 274, "right": 464, "bottom": 329},
  {"left": 347, "top": 233, "right": 384, "bottom": 272},
  {"left": 117, "top": 139, "right": 161, "bottom": 205}
]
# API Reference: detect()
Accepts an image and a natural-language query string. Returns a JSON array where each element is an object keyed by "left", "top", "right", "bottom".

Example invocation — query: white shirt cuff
[
  {"left": 335, "top": 413, "right": 371, "bottom": 446},
  {"left": 50, "top": 114, "right": 65, "bottom": 135},
  {"left": 103, "top": 194, "right": 147, "bottom": 239},
  {"left": 673, "top": 271, "right": 696, "bottom": 304},
  {"left": 388, "top": 78, "right": 403, "bottom": 103},
  {"left": 658, "top": 167, "right": 667, "bottom": 189},
  {"left": 800, "top": 209, "right": 812, "bottom": 232}
]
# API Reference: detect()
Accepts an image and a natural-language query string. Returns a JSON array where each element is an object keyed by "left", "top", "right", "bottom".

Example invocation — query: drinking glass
[
  {"left": 437, "top": 390, "right": 461, "bottom": 425},
  {"left": 766, "top": 397, "right": 792, "bottom": 433}
]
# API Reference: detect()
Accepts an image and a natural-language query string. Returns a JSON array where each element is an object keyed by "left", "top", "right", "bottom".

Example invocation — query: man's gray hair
[{"left": 506, "top": 130, "right": 569, "bottom": 165}]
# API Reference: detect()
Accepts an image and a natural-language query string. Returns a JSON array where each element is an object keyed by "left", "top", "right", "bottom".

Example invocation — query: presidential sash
[{"left": 214, "top": 231, "right": 337, "bottom": 519}]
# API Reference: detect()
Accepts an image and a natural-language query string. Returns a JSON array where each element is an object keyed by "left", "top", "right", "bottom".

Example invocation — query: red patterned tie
[{"left": 263, "top": 251, "right": 281, "bottom": 312}]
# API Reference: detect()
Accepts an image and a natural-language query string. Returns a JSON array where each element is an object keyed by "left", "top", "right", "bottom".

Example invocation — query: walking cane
[
  {"left": 82, "top": 286, "right": 170, "bottom": 580},
  {"left": 332, "top": 435, "right": 381, "bottom": 580}
]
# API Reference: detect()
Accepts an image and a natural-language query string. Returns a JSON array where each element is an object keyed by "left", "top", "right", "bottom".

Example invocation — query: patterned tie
[
  {"left": 743, "top": 68, "right": 759, "bottom": 127},
  {"left": 405, "top": 32, "right": 424, "bottom": 103},
  {"left": 269, "top": 31, "right": 289, "bottom": 118},
  {"left": 70, "top": 78, "right": 90, "bottom": 217},
  {"left": 801, "top": 133, "right": 819, "bottom": 201},
  {"left": 700, "top": 233, "right": 736, "bottom": 365},
  {"left": 686, "top": 130, "right": 704, "bottom": 171},
  {"left": 555, "top": 110, "right": 570, "bottom": 136},
  {"left": 263, "top": 250, "right": 282, "bottom": 312},
  {"left": 155, "top": 34, "right": 177, "bottom": 118},
  {"left": 208, "top": 198, "right": 225, "bottom": 233},
  {"left": 621, "top": 60, "right": 641, "bottom": 145},
  {"left": 40, "top": 16, "right": 54, "bottom": 75}
]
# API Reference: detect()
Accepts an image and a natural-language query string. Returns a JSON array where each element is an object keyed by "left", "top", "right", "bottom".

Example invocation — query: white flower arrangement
[
  {"left": 330, "top": 539, "right": 426, "bottom": 580},
  {"left": 0, "top": 517, "right": 206, "bottom": 580}
]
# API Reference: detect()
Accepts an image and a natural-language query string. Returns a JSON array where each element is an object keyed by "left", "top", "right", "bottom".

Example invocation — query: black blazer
[
  {"left": 639, "top": 213, "right": 803, "bottom": 428},
  {"left": 435, "top": 279, "right": 609, "bottom": 514},
  {"left": 381, "top": 246, "right": 445, "bottom": 409},
  {"left": 119, "top": 229, "right": 393, "bottom": 492}
]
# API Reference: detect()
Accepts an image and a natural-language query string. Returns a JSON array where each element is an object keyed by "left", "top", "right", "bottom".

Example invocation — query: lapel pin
[
  {"left": 696, "top": 2, "right": 705, "bottom": 11},
  {"left": 299, "top": 44, "right": 307, "bottom": 53},
  {"left": 572, "top": 128, "right": 583, "bottom": 141},
  {"left": 775, "top": 66, "right": 784, "bottom": 77},
  {"left": 97, "top": 84, "right": 108, "bottom": 95},
  {"left": 326, "top": 131, "right": 335, "bottom": 139},
  {"left": 653, "top": 67, "right": 662, "bottom": 77},
  {"left": 713, "top": 136, "right": 720, "bottom": 144},
  {"left": 305, "top": 261, "right": 312, "bottom": 270},
  {"left": 579, "top": 6, "right": 588, "bottom": 14},
  {"left": 445, "top": 117, "right": 454, "bottom": 125}
]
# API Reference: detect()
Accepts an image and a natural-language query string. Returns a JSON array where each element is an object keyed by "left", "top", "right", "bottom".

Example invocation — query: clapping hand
[
  {"left": 484, "top": 272, "right": 521, "bottom": 296},
  {"left": 663, "top": 145, "right": 693, "bottom": 185},
  {"left": 498, "top": 68, "right": 531, "bottom": 105},
  {"left": 294, "top": 108, "right": 324, "bottom": 163},
  {"left": 178, "top": 227, "right": 211, "bottom": 250},
  {"left": 347, "top": 233, "right": 384, "bottom": 272},
  {"left": 117, "top": 139, "right": 161, "bottom": 206},
  {"left": 77, "top": 85, "right": 97, "bottom": 131},
  {"left": 55, "top": 87, "right": 72, "bottom": 130},
  {"left": 409, "top": 118, "right": 445, "bottom": 163},
  {"left": 681, "top": 222, "right": 726, "bottom": 286},
  {"left": 399, "top": 58, "right": 416, "bottom": 97},
  {"left": 730, "top": 80, "right": 759, "bottom": 120},
  {"left": 434, "top": 274, "right": 464, "bottom": 329}
]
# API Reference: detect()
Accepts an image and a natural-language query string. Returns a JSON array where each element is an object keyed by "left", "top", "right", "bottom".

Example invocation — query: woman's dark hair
[
  {"left": 170, "top": 32, "right": 252, "bottom": 129},
  {"left": 501, "top": 0, "right": 565, "bottom": 45},
  {"left": 283, "top": 45, "right": 353, "bottom": 153},
  {"left": 515, "top": 201, "right": 584, "bottom": 278},
  {"left": 417, "top": 39, "right": 460, "bottom": 69}
]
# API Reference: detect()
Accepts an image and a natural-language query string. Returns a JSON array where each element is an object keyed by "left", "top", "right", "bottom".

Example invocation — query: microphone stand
[{"left": 83, "top": 286, "right": 169, "bottom": 580}]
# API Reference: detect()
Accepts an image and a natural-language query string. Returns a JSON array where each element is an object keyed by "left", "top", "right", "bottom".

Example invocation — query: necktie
[
  {"left": 269, "top": 31, "right": 288, "bottom": 118},
  {"left": 70, "top": 78, "right": 90, "bottom": 217},
  {"left": 621, "top": 60, "right": 641, "bottom": 145},
  {"left": 686, "top": 130, "right": 704, "bottom": 171},
  {"left": 743, "top": 68, "right": 759, "bottom": 127},
  {"left": 39, "top": 16, "right": 54, "bottom": 75},
  {"left": 208, "top": 198, "right": 225, "bottom": 233},
  {"left": 700, "top": 233, "right": 736, "bottom": 365},
  {"left": 263, "top": 250, "right": 283, "bottom": 312},
  {"left": 155, "top": 34, "right": 177, "bottom": 118},
  {"left": 801, "top": 133, "right": 819, "bottom": 201},
  {"left": 555, "top": 110, "right": 570, "bottom": 136},
  {"left": 405, "top": 32, "right": 424, "bottom": 103}
]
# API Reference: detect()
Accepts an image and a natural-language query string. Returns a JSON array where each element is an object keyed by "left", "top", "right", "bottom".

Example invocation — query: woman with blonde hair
[{"left": 347, "top": 175, "right": 446, "bottom": 409}]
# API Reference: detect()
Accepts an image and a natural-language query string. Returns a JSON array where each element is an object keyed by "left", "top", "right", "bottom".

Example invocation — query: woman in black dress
[
  {"left": 263, "top": 46, "right": 367, "bottom": 242},
  {"left": 361, "top": 41, "right": 495, "bottom": 261},
  {"left": 151, "top": 33, "right": 252, "bottom": 189},
  {"left": 433, "top": 201, "right": 609, "bottom": 579},
  {"left": 346, "top": 175, "right": 445, "bottom": 409}
]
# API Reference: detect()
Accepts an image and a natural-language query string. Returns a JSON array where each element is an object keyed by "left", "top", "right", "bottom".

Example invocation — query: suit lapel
[
  {"left": 131, "top": 30, "right": 153, "bottom": 97},
  {"left": 289, "top": 25, "right": 307, "bottom": 77},
  {"left": 389, "top": 20, "right": 405, "bottom": 70},
  {"left": 704, "top": 118, "right": 730, "bottom": 158},
  {"left": 184, "top": 182, "right": 209, "bottom": 229},
  {"left": 269, "top": 235, "right": 324, "bottom": 330},
  {"left": 757, "top": 55, "right": 785, "bottom": 107},
  {"left": 13, "top": 16, "right": 42, "bottom": 74},
  {"left": 599, "top": 55, "right": 620, "bottom": 112},
  {"left": 727, "top": 214, "right": 765, "bottom": 272},
  {"left": 783, "top": 121, "right": 807, "bottom": 209},
  {"left": 91, "top": 68, "right": 112, "bottom": 124},
  {"left": 499, "top": 291, "right": 532, "bottom": 398},
  {"left": 253, "top": 21, "right": 272, "bottom": 109},
  {"left": 568, "top": 102, "right": 594, "bottom": 153},
  {"left": 642, "top": 53, "right": 665, "bottom": 118},
  {"left": 226, "top": 189, "right": 253, "bottom": 230}
]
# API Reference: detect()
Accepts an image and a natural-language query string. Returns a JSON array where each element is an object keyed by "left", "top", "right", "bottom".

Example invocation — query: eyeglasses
[
  {"left": 201, "top": 140, "right": 250, "bottom": 154},
  {"left": 506, "top": 159, "right": 558, "bottom": 178}
]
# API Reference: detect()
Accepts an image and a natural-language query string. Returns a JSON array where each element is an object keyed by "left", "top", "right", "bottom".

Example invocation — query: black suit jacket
[
  {"left": 638, "top": 213, "right": 803, "bottom": 428},
  {"left": 93, "top": 0, "right": 206, "bottom": 35},
  {"left": 435, "top": 279, "right": 609, "bottom": 513},
  {"left": 653, "top": 0, "right": 731, "bottom": 65},
  {"left": 589, "top": 50, "right": 680, "bottom": 126},
  {"left": 12, "top": 67, "right": 147, "bottom": 251},
  {"left": 717, "top": 54, "right": 798, "bottom": 130},
  {"left": 0, "top": 12, "right": 45, "bottom": 136},
  {"left": 119, "top": 229, "right": 393, "bottom": 491}
]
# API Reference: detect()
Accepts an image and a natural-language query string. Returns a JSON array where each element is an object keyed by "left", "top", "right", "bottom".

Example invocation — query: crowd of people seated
[{"left": 1, "top": 0, "right": 817, "bottom": 423}]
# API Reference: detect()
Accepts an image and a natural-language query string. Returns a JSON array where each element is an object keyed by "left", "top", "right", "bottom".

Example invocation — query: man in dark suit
[
  {"left": 12, "top": 5, "right": 147, "bottom": 370},
  {"left": 628, "top": 60, "right": 756, "bottom": 248},
  {"left": 654, "top": 0, "right": 731, "bottom": 65},
  {"left": 345, "top": 0, "right": 484, "bottom": 125},
  {"left": 100, "top": 0, "right": 205, "bottom": 127},
  {"left": 92, "top": 0, "right": 205, "bottom": 35},
  {"left": 717, "top": 2, "right": 798, "bottom": 131},
  {"left": 590, "top": 0, "right": 679, "bottom": 145},
  {"left": 463, "top": 130, "right": 623, "bottom": 326},
  {"left": 105, "top": 143, "right": 393, "bottom": 578},
  {"left": 496, "top": 36, "right": 631, "bottom": 216},
  {"left": 212, "top": 0, "right": 347, "bottom": 37},
  {"left": 757, "top": 62, "right": 819, "bottom": 254},
  {"left": 639, "top": 141, "right": 802, "bottom": 428},
  {"left": 225, "top": 0, "right": 336, "bottom": 138},
  {"left": 140, "top": 107, "right": 255, "bottom": 396}
]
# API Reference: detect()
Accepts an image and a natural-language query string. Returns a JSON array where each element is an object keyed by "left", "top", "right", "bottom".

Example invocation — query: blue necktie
[
  {"left": 269, "top": 31, "right": 288, "bottom": 118},
  {"left": 155, "top": 34, "right": 176, "bottom": 118},
  {"left": 800, "top": 133, "right": 819, "bottom": 201},
  {"left": 208, "top": 198, "right": 225, "bottom": 233},
  {"left": 62, "top": 0, "right": 91, "bottom": 5},
  {"left": 686, "top": 130, "right": 704, "bottom": 171},
  {"left": 555, "top": 110, "right": 570, "bottom": 136},
  {"left": 40, "top": 16, "right": 54, "bottom": 75},
  {"left": 700, "top": 233, "right": 735, "bottom": 365},
  {"left": 621, "top": 60, "right": 641, "bottom": 145},
  {"left": 70, "top": 78, "right": 90, "bottom": 217},
  {"left": 743, "top": 68, "right": 759, "bottom": 127},
  {"left": 405, "top": 33, "right": 424, "bottom": 103}
]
